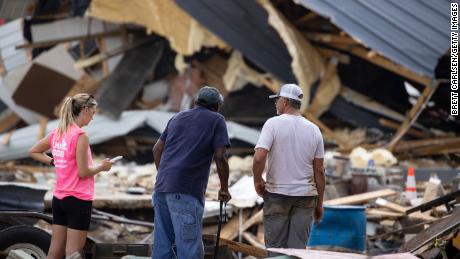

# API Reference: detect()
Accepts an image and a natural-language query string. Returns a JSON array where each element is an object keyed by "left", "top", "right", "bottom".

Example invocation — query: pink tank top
[{"left": 49, "top": 124, "right": 94, "bottom": 201}]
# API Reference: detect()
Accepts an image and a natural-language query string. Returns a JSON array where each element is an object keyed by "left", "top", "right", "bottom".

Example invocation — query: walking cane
[{"left": 214, "top": 200, "right": 226, "bottom": 259}]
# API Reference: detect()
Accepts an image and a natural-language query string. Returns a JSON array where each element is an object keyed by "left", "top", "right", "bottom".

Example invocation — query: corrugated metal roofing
[
  {"left": 296, "top": 0, "right": 450, "bottom": 78},
  {"left": 0, "top": 0, "right": 33, "bottom": 21},
  {"left": 176, "top": 0, "right": 297, "bottom": 83},
  {"left": 0, "top": 19, "right": 28, "bottom": 73}
]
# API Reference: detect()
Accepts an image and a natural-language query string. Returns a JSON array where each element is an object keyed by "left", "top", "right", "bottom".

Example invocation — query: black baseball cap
[{"left": 197, "top": 86, "right": 224, "bottom": 105}]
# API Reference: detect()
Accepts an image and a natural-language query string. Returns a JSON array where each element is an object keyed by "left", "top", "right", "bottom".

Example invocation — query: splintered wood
[{"left": 324, "top": 189, "right": 396, "bottom": 205}]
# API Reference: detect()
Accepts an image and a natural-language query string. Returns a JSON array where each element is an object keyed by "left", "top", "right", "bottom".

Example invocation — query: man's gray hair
[{"left": 287, "top": 98, "right": 301, "bottom": 109}]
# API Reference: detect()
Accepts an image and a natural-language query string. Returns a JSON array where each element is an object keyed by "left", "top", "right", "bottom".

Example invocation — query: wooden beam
[
  {"left": 316, "top": 47, "right": 350, "bottom": 64},
  {"left": 407, "top": 140, "right": 460, "bottom": 157},
  {"left": 98, "top": 38, "right": 110, "bottom": 77},
  {"left": 221, "top": 210, "right": 250, "bottom": 240},
  {"left": 0, "top": 112, "right": 20, "bottom": 133},
  {"left": 379, "top": 118, "right": 431, "bottom": 139},
  {"left": 387, "top": 81, "right": 439, "bottom": 151},
  {"left": 324, "top": 189, "right": 396, "bottom": 206},
  {"left": 38, "top": 118, "right": 48, "bottom": 140},
  {"left": 16, "top": 30, "right": 122, "bottom": 49},
  {"left": 307, "top": 57, "right": 339, "bottom": 117},
  {"left": 294, "top": 12, "right": 318, "bottom": 26},
  {"left": 2, "top": 130, "right": 14, "bottom": 146},
  {"left": 256, "top": 224, "right": 264, "bottom": 244},
  {"left": 260, "top": 77, "right": 279, "bottom": 93},
  {"left": 242, "top": 232, "right": 265, "bottom": 249},
  {"left": 306, "top": 33, "right": 357, "bottom": 45},
  {"left": 367, "top": 209, "right": 405, "bottom": 219},
  {"left": 75, "top": 38, "right": 155, "bottom": 69},
  {"left": 322, "top": 44, "right": 431, "bottom": 86},
  {"left": 394, "top": 137, "right": 460, "bottom": 152},
  {"left": 375, "top": 198, "right": 434, "bottom": 221},
  {"left": 242, "top": 210, "right": 263, "bottom": 231},
  {"left": 376, "top": 198, "right": 407, "bottom": 213},
  {"left": 221, "top": 209, "right": 264, "bottom": 241},
  {"left": 219, "top": 238, "right": 268, "bottom": 258}
]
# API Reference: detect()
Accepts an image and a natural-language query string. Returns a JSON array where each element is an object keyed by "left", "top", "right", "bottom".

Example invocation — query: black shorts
[{"left": 52, "top": 196, "right": 92, "bottom": 231}]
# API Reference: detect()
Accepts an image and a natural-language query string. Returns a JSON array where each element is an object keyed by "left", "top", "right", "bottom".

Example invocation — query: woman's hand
[{"left": 99, "top": 158, "right": 112, "bottom": 172}]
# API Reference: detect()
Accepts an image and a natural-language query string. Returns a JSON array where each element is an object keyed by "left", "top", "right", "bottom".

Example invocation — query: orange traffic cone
[{"left": 405, "top": 167, "right": 417, "bottom": 200}]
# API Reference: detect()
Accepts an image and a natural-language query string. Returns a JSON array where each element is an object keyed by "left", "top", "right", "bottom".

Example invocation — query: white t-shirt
[{"left": 255, "top": 114, "right": 324, "bottom": 196}]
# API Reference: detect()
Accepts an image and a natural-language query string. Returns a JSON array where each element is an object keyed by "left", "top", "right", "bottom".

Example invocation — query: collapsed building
[{"left": 0, "top": 0, "right": 457, "bottom": 258}]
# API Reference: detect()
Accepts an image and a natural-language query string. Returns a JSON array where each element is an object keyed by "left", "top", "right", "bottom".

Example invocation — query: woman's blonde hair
[{"left": 56, "top": 93, "right": 97, "bottom": 137}]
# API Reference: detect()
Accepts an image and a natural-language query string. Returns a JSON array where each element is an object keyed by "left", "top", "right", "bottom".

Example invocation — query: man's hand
[
  {"left": 254, "top": 178, "right": 266, "bottom": 197},
  {"left": 218, "top": 189, "right": 231, "bottom": 203},
  {"left": 314, "top": 206, "right": 323, "bottom": 223}
]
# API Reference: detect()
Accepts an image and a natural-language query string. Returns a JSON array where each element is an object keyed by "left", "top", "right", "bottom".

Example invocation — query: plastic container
[{"left": 307, "top": 205, "right": 366, "bottom": 253}]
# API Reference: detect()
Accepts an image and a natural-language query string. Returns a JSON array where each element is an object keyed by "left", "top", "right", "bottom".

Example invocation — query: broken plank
[
  {"left": 369, "top": 219, "right": 436, "bottom": 240},
  {"left": 221, "top": 210, "right": 249, "bottom": 240},
  {"left": 394, "top": 137, "right": 460, "bottom": 152},
  {"left": 305, "top": 33, "right": 357, "bottom": 45},
  {"left": 257, "top": 224, "right": 265, "bottom": 244},
  {"left": 16, "top": 30, "right": 122, "bottom": 49},
  {"left": 324, "top": 189, "right": 396, "bottom": 206},
  {"left": 409, "top": 141, "right": 460, "bottom": 156},
  {"left": 378, "top": 118, "right": 431, "bottom": 138},
  {"left": 294, "top": 12, "right": 317, "bottom": 26},
  {"left": 242, "top": 209, "right": 263, "bottom": 231},
  {"left": 225, "top": 209, "right": 262, "bottom": 241},
  {"left": 242, "top": 231, "right": 265, "bottom": 249},
  {"left": 316, "top": 47, "right": 350, "bottom": 64},
  {"left": 375, "top": 198, "right": 407, "bottom": 213},
  {"left": 399, "top": 207, "right": 460, "bottom": 253},
  {"left": 1, "top": 129, "right": 14, "bottom": 146},
  {"left": 367, "top": 209, "right": 404, "bottom": 219},
  {"left": 0, "top": 112, "right": 20, "bottom": 133},
  {"left": 387, "top": 81, "right": 439, "bottom": 151},
  {"left": 38, "top": 118, "right": 48, "bottom": 140},
  {"left": 219, "top": 238, "right": 268, "bottom": 258},
  {"left": 325, "top": 43, "right": 431, "bottom": 86},
  {"left": 375, "top": 199, "right": 434, "bottom": 221},
  {"left": 406, "top": 190, "right": 460, "bottom": 215},
  {"left": 75, "top": 38, "right": 155, "bottom": 69}
]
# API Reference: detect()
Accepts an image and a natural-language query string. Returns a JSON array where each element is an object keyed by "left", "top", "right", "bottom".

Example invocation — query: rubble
[{"left": 0, "top": 0, "right": 457, "bottom": 258}]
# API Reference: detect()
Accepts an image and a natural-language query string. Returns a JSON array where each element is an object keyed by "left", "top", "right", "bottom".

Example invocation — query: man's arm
[
  {"left": 313, "top": 158, "right": 325, "bottom": 221},
  {"left": 153, "top": 139, "right": 165, "bottom": 170},
  {"left": 214, "top": 147, "right": 231, "bottom": 202},
  {"left": 253, "top": 148, "right": 268, "bottom": 197}
]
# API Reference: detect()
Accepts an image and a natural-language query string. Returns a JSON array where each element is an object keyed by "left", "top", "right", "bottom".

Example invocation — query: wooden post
[
  {"left": 38, "top": 118, "right": 48, "bottom": 140},
  {"left": 98, "top": 38, "right": 110, "bottom": 77},
  {"left": 16, "top": 30, "right": 122, "bottom": 49},
  {"left": 387, "top": 81, "right": 439, "bottom": 151},
  {"left": 306, "top": 57, "right": 338, "bottom": 116},
  {"left": 294, "top": 12, "right": 317, "bottom": 26},
  {"left": 0, "top": 113, "right": 20, "bottom": 133}
]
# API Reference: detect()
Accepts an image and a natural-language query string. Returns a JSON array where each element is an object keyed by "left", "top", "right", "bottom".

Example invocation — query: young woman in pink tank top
[{"left": 29, "top": 93, "right": 113, "bottom": 259}]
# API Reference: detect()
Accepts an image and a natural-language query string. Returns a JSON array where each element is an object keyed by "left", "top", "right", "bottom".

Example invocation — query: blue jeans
[{"left": 152, "top": 192, "right": 204, "bottom": 259}]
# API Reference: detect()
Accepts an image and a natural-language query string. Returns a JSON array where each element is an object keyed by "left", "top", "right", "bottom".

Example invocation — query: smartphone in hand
[{"left": 109, "top": 156, "right": 123, "bottom": 163}]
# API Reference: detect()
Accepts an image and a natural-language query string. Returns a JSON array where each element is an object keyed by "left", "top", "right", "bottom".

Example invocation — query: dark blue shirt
[{"left": 155, "top": 106, "right": 230, "bottom": 203}]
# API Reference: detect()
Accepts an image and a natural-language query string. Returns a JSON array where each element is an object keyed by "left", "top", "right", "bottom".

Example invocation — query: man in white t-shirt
[{"left": 253, "top": 83, "right": 325, "bottom": 249}]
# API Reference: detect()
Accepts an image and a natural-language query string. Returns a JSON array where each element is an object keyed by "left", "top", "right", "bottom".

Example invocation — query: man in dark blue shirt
[{"left": 151, "top": 86, "right": 231, "bottom": 259}]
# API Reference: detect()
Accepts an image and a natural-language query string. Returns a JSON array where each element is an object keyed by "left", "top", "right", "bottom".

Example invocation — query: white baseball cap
[{"left": 269, "top": 84, "right": 303, "bottom": 101}]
